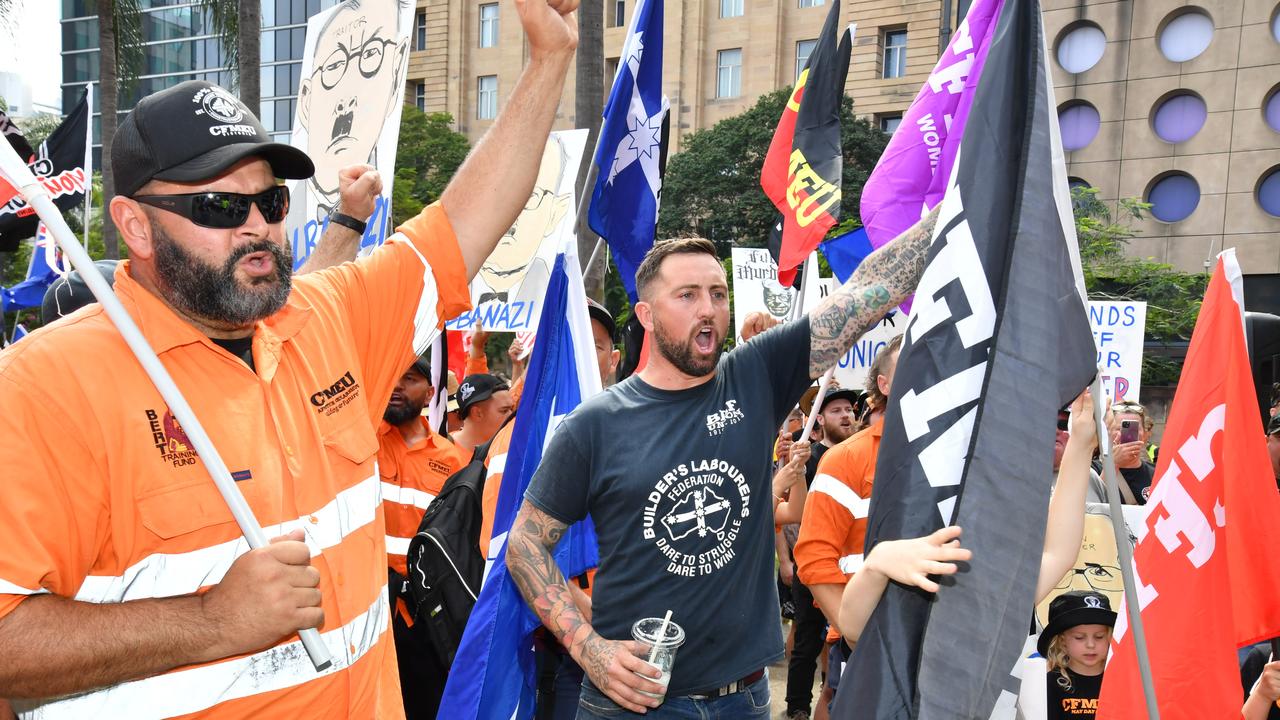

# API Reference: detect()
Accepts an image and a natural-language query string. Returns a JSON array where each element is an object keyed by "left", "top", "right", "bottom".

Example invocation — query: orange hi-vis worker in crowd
[
  {"left": 378, "top": 356, "right": 468, "bottom": 578},
  {"left": 0, "top": 1, "right": 579, "bottom": 714}
]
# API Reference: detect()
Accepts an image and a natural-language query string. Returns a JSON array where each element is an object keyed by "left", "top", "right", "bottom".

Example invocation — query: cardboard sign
[
  {"left": 446, "top": 129, "right": 588, "bottom": 333},
  {"left": 285, "top": 0, "right": 414, "bottom": 268},
  {"left": 1088, "top": 301, "right": 1146, "bottom": 403}
]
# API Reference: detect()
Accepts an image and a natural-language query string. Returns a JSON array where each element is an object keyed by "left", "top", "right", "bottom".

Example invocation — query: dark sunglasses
[
  {"left": 133, "top": 186, "right": 290, "bottom": 228},
  {"left": 1056, "top": 414, "right": 1071, "bottom": 432}
]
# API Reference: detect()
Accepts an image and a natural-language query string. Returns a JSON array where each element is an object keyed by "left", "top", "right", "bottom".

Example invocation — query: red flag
[
  {"left": 447, "top": 330, "right": 467, "bottom": 384},
  {"left": 759, "top": 0, "right": 850, "bottom": 287},
  {"left": 1097, "top": 250, "right": 1280, "bottom": 719}
]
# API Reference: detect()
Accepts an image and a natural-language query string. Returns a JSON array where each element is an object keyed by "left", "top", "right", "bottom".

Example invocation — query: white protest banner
[
  {"left": 446, "top": 129, "right": 588, "bottom": 333},
  {"left": 285, "top": 0, "right": 414, "bottom": 268},
  {"left": 1088, "top": 301, "right": 1146, "bottom": 403},
  {"left": 731, "top": 247, "right": 902, "bottom": 392}
]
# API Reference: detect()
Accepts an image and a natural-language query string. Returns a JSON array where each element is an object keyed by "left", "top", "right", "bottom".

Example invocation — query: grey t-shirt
[{"left": 525, "top": 317, "right": 813, "bottom": 695}]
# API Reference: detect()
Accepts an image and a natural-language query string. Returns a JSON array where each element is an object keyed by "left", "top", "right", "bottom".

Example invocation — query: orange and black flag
[{"left": 760, "top": 0, "right": 851, "bottom": 287}]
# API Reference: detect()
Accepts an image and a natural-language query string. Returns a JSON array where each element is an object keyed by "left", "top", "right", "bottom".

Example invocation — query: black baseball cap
[
  {"left": 409, "top": 353, "right": 432, "bottom": 381},
  {"left": 40, "top": 260, "right": 118, "bottom": 324},
  {"left": 1037, "top": 591, "right": 1117, "bottom": 656},
  {"left": 112, "top": 80, "right": 314, "bottom": 198},
  {"left": 455, "top": 373, "right": 510, "bottom": 419},
  {"left": 586, "top": 297, "right": 616, "bottom": 341}
]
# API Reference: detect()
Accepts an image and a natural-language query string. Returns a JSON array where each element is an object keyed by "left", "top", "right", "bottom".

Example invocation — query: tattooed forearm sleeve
[
  {"left": 808, "top": 205, "right": 940, "bottom": 376},
  {"left": 506, "top": 501, "right": 595, "bottom": 654}
]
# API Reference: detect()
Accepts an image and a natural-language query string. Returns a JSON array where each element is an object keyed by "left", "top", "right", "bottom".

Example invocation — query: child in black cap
[{"left": 1038, "top": 590, "right": 1117, "bottom": 719}]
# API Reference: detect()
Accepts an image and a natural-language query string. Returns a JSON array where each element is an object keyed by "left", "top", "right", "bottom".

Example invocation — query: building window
[
  {"left": 478, "top": 75, "right": 497, "bottom": 119},
  {"left": 1152, "top": 92, "right": 1206, "bottom": 144},
  {"left": 1146, "top": 173, "right": 1200, "bottom": 223},
  {"left": 879, "top": 115, "right": 902, "bottom": 134},
  {"left": 1158, "top": 10, "right": 1214, "bottom": 63},
  {"left": 605, "top": 57, "right": 620, "bottom": 92},
  {"left": 798, "top": 0, "right": 824, "bottom": 7},
  {"left": 414, "top": 10, "right": 426, "bottom": 51},
  {"left": 882, "top": 29, "right": 907, "bottom": 79},
  {"left": 795, "top": 39, "right": 816, "bottom": 81},
  {"left": 1058, "top": 101, "right": 1100, "bottom": 151},
  {"left": 720, "top": 0, "right": 743, "bottom": 18},
  {"left": 717, "top": 48, "right": 742, "bottom": 98},
  {"left": 1055, "top": 22, "right": 1106, "bottom": 74},
  {"left": 1266, "top": 86, "right": 1280, "bottom": 133},
  {"left": 480, "top": 3, "right": 499, "bottom": 48},
  {"left": 612, "top": 0, "right": 626, "bottom": 27},
  {"left": 1258, "top": 167, "right": 1280, "bottom": 218},
  {"left": 415, "top": 81, "right": 425, "bottom": 111}
]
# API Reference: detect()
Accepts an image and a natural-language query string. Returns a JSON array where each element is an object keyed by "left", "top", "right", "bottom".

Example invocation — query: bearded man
[{"left": 507, "top": 204, "right": 939, "bottom": 717}]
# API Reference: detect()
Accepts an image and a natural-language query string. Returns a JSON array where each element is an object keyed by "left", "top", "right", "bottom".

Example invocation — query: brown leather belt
[{"left": 687, "top": 668, "right": 765, "bottom": 699}]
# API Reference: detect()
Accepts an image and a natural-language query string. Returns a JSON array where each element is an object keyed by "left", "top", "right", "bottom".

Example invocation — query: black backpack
[{"left": 397, "top": 431, "right": 502, "bottom": 669}]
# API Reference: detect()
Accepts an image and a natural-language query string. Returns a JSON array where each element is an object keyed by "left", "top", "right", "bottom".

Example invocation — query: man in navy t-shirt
[{"left": 507, "top": 210, "right": 938, "bottom": 716}]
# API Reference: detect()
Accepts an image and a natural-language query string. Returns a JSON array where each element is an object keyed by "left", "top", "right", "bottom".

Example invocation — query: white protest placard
[
  {"left": 285, "top": 0, "right": 414, "bottom": 268},
  {"left": 731, "top": 248, "right": 902, "bottom": 392},
  {"left": 446, "top": 129, "right": 588, "bottom": 333},
  {"left": 1088, "top": 301, "right": 1146, "bottom": 403}
]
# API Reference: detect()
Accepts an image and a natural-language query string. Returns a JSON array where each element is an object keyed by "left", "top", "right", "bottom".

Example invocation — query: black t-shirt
[
  {"left": 526, "top": 318, "right": 813, "bottom": 695},
  {"left": 1046, "top": 668, "right": 1103, "bottom": 719},
  {"left": 1120, "top": 461, "right": 1155, "bottom": 504},
  {"left": 210, "top": 335, "right": 255, "bottom": 372},
  {"left": 1241, "top": 645, "right": 1280, "bottom": 720}
]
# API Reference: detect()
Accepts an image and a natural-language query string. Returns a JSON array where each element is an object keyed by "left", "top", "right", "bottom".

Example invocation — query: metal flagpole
[
  {"left": 1091, "top": 374, "right": 1159, "bottom": 720},
  {"left": 0, "top": 138, "right": 334, "bottom": 672},
  {"left": 81, "top": 83, "right": 93, "bottom": 258}
]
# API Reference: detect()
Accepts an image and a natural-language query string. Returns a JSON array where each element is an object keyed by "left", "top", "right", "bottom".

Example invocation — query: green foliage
[
  {"left": 657, "top": 89, "right": 888, "bottom": 254},
  {"left": 15, "top": 112, "right": 63, "bottom": 149},
  {"left": 391, "top": 109, "right": 471, "bottom": 227},
  {"left": 1074, "top": 187, "right": 1207, "bottom": 386}
]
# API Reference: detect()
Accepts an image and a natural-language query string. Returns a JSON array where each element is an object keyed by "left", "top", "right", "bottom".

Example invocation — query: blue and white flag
[
  {"left": 819, "top": 226, "right": 874, "bottom": 283},
  {"left": 587, "top": 0, "right": 668, "bottom": 302},
  {"left": 437, "top": 236, "right": 602, "bottom": 719},
  {"left": 1, "top": 222, "right": 59, "bottom": 313}
]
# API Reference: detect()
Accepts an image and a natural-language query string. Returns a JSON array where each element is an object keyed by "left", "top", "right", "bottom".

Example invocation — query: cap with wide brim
[
  {"left": 1036, "top": 606, "right": 1117, "bottom": 656},
  {"left": 153, "top": 141, "right": 314, "bottom": 185}
]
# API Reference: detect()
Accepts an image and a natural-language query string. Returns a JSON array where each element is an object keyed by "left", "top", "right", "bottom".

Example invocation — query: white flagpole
[
  {"left": 80, "top": 83, "right": 93, "bottom": 261},
  {"left": 801, "top": 367, "right": 836, "bottom": 441},
  {"left": 1091, "top": 372, "right": 1160, "bottom": 720},
  {"left": 0, "top": 139, "right": 334, "bottom": 672}
]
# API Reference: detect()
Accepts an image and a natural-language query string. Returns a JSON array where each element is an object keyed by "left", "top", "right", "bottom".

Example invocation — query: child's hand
[{"left": 865, "top": 526, "right": 972, "bottom": 593}]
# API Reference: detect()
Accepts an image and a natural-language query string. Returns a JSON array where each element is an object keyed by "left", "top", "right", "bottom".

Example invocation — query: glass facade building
[{"left": 61, "top": 0, "right": 342, "bottom": 159}]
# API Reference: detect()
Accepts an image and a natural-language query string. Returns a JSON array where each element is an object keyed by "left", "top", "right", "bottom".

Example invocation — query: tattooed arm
[
  {"left": 808, "top": 205, "right": 941, "bottom": 377},
  {"left": 506, "top": 501, "right": 665, "bottom": 712}
]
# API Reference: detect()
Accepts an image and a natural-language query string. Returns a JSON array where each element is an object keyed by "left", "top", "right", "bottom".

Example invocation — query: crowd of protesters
[{"left": 2, "top": 0, "right": 1280, "bottom": 717}]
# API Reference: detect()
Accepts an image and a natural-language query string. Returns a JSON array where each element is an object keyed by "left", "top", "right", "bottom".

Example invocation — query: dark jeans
[
  {"left": 575, "top": 674, "right": 771, "bottom": 719},
  {"left": 392, "top": 604, "right": 447, "bottom": 720},
  {"left": 786, "top": 579, "right": 826, "bottom": 715}
]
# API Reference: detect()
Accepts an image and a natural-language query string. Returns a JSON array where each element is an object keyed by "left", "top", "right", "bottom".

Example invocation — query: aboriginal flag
[
  {"left": 760, "top": 0, "right": 850, "bottom": 287},
  {"left": 0, "top": 92, "right": 90, "bottom": 252}
]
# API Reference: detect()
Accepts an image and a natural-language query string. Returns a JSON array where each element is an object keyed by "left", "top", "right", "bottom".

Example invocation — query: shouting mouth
[
  {"left": 327, "top": 111, "right": 355, "bottom": 151},
  {"left": 693, "top": 326, "right": 717, "bottom": 354}
]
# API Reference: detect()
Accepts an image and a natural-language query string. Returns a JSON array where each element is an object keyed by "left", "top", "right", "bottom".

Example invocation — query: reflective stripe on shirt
[
  {"left": 74, "top": 471, "right": 381, "bottom": 604},
  {"left": 811, "top": 473, "right": 871, "bottom": 519}
]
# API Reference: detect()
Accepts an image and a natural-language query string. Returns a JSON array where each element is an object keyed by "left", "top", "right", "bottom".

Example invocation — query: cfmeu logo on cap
[{"left": 111, "top": 80, "right": 314, "bottom": 198}]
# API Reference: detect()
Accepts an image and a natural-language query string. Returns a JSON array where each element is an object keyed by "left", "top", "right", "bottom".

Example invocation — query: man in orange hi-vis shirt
[
  {"left": 794, "top": 334, "right": 902, "bottom": 711},
  {"left": 0, "top": 0, "right": 580, "bottom": 715},
  {"left": 378, "top": 354, "right": 466, "bottom": 718}
]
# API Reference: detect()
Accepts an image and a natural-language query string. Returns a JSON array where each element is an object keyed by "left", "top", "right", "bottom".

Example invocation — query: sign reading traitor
[
  {"left": 1088, "top": 301, "right": 1146, "bottom": 403},
  {"left": 730, "top": 247, "right": 899, "bottom": 391}
]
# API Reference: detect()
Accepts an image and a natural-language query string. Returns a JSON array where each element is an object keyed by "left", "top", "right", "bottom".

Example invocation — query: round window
[
  {"left": 1159, "top": 11, "right": 1214, "bottom": 63},
  {"left": 1146, "top": 173, "right": 1200, "bottom": 223},
  {"left": 1056, "top": 24, "right": 1107, "bottom": 74},
  {"left": 1059, "top": 103, "right": 1101, "bottom": 151},
  {"left": 1258, "top": 168, "right": 1280, "bottom": 218},
  {"left": 1152, "top": 93, "right": 1207, "bottom": 143}
]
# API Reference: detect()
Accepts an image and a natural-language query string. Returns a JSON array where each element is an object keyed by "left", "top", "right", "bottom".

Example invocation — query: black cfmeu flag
[
  {"left": 760, "top": 0, "right": 850, "bottom": 287},
  {"left": 0, "top": 92, "right": 90, "bottom": 252},
  {"left": 834, "top": 0, "right": 1096, "bottom": 717}
]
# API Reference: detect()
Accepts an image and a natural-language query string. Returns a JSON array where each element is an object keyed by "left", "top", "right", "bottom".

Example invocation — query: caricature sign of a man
[
  {"left": 473, "top": 134, "right": 572, "bottom": 306},
  {"left": 298, "top": 0, "right": 410, "bottom": 218}
]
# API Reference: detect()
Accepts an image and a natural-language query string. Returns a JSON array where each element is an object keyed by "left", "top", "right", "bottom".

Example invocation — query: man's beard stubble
[
  {"left": 152, "top": 224, "right": 293, "bottom": 327},
  {"left": 652, "top": 316, "right": 723, "bottom": 378}
]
